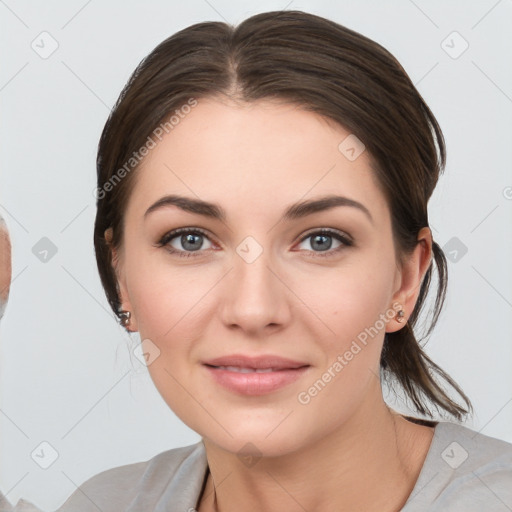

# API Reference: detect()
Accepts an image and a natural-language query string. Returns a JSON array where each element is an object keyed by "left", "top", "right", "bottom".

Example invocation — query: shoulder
[
  {"left": 56, "top": 441, "right": 207, "bottom": 512},
  {"left": 403, "top": 421, "right": 512, "bottom": 512},
  {"left": 434, "top": 421, "right": 512, "bottom": 476}
]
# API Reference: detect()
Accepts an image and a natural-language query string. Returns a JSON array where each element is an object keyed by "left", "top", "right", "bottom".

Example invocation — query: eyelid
[{"left": 297, "top": 227, "right": 353, "bottom": 245}]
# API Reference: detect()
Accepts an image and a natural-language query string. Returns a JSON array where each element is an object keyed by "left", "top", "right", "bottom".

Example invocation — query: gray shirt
[{"left": 8, "top": 420, "right": 512, "bottom": 511}]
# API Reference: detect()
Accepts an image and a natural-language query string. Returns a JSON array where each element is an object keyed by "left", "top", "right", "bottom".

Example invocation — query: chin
[
  {"left": 206, "top": 433, "right": 305, "bottom": 460},
  {"left": 197, "top": 414, "right": 314, "bottom": 459}
]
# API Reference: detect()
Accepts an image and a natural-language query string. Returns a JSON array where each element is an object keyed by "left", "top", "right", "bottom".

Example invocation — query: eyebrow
[{"left": 144, "top": 194, "right": 373, "bottom": 224}]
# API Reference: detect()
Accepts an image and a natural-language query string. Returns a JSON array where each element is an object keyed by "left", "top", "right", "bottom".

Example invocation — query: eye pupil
[
  {"left": 311, "top": 234, "right": 332, "bottom": 251},
  {"left": 182, "top": 233, "right": 202, "bottom": 251}
]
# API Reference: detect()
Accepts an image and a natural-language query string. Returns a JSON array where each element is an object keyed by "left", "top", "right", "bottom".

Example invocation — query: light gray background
[{"left": 1, "top": 0, "right": 511, "bottom": 509}]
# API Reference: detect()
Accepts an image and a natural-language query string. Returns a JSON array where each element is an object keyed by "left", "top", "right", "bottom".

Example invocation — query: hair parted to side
[{"left": 94, "top": 10, "right": 472, "bottom": 421}]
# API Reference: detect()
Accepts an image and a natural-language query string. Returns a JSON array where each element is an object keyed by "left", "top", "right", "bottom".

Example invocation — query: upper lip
[{"left": 202, "top": 354, "right": 309, "bottom": 370}]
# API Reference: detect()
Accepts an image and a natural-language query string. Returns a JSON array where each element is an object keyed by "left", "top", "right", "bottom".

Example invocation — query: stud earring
[
  {"left": 396, "top": 309, "right": 405, "bottom": 323},
  {"left": 119, "top": 310, "right": 131, "bottom": 327}
]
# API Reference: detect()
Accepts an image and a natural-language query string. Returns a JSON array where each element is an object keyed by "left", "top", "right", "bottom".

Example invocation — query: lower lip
[{"left": 203, "top": 365, "right": 310, "bottom": 395}]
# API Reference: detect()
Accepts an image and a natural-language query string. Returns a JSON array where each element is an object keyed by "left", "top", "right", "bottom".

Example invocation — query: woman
[{"left": 56, "top": 10, "right": 512, "bottom": 512}]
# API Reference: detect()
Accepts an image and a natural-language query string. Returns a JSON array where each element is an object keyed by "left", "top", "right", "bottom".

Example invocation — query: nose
[{"left": 219, "top": 244, "right": 291, "bottom": 336}]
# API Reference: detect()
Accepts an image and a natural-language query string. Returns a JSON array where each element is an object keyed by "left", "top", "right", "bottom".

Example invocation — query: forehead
[{"left": 126, "top": 98, "right": 388, "bottom": 220}]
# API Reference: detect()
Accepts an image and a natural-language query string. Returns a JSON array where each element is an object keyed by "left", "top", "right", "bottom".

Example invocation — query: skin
[
  {"left": 111, "top": 97, "right": 435, "bottom": 512},
  {"left": 0, "top": 215, "right": 11, "bottom": 320}
]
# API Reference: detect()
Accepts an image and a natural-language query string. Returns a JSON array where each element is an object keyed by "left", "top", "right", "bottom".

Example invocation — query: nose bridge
[{"left": 220, "top": 235, "right": 289, "bottom": 332}]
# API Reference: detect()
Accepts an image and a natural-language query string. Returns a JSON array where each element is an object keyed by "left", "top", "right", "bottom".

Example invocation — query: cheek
[
  {"left": 288, "top": 260, "right": 396, "bottom": 426},
  {"left": 125, "top": 247, "right": 215, "bottom": 339},
  {"left": 294, "top": 254, "right": 397, "bottom": 340},
  {"left": 125, "top": 260, "right": 216, "bottom": 429}
]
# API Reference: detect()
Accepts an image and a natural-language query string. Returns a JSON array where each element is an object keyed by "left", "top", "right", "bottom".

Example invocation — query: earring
[
  {"left": 396, "top": 309, "right": 405, "bottom": 323},
  {"left": 119, "top": 310, "right": 131, "bottom": 327}
]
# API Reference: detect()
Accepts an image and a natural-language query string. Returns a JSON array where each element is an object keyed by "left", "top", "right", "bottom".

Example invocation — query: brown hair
[{"left": 94, "top": 10, "right": 472, "bottom": 421}]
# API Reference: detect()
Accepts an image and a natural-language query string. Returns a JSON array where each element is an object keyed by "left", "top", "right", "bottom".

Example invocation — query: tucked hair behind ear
[{"left": 94, "top": 10, "right": 472, "bottom": 421}]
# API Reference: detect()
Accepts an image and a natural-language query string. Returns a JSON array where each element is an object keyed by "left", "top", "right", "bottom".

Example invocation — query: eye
[
  {"left": 155, "top": 227, "right": 353, "bottom": 259},
  {"left": 156, "top": 227, "right": 215, "bottom": 257},
  {"left": 295, "top": 229, "right": 353, "bottom": 257}
]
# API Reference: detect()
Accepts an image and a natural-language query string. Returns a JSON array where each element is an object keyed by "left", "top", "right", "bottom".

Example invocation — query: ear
[
  {"left": 106, "top": 227, "right": 139, "bottom": 332},
  {"left": 386, "top": 227, "right": 432, "bottom": 333}
]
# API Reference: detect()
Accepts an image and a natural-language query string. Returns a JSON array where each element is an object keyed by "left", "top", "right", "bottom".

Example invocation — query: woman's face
[{"left": 114, "top": 97, "right": 408, "bottom": 456}]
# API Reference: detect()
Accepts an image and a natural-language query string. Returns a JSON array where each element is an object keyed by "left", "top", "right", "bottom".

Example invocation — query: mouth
[
  {"left": 202, "top": 355, "right": 310, "bottom": 395},
  {"left": 205, "top": 365, "right": 301, "bottom": 373},
  {"left": 202, "top": 354, "right": 309, "bottom": 370}
]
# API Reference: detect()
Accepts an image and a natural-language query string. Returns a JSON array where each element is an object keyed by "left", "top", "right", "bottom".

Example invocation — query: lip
[
  {"left": 202, "top": 354, "right": 309, "bottom": 370},
  {"left": 202, "top": 354, "right": 310, "bottom": 396}
]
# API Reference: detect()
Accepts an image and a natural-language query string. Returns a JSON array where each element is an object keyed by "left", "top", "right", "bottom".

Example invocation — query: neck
[{"left": 199, "top": 390, "right": 435, "bottom": 512}]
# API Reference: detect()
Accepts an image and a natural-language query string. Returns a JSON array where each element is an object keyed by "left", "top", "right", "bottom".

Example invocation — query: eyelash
[{"left": 155, "top": 227, "right": 353, "bottom": 259}]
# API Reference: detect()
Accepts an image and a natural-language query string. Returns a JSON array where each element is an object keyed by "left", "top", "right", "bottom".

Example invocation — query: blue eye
[
  {"left": 157, "top": 228, "right": 214, "bottom": 258},
  {"left": 296, "top": 229, "right": 353, "bottom": 257}
]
